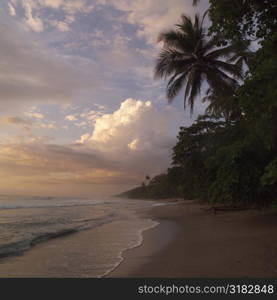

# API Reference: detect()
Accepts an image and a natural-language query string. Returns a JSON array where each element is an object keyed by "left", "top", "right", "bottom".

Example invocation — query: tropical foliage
[
  {"left": 154, "top": 13, "right": 241, "bottom": 113},
  {"left": 120, "top": 0, "right": 277, "bottom": 206}
]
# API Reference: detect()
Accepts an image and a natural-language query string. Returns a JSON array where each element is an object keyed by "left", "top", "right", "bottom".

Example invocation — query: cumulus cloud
[
  {"left": 80, "top": 110, "right": 104, "bottom": 123},
  {"left": 78, "top": 98, "right": 184, "bottom": 174},
  {"left": 0, "top": 1, "right": 209, "bottom": 196},
  {"left": 0, "top": 99, "right": 184, "bottom": 195}
]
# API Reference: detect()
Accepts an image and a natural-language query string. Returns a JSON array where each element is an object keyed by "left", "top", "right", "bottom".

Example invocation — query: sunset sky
[{"left": 0, "top": 0, "right": 209, "bottom": 197}]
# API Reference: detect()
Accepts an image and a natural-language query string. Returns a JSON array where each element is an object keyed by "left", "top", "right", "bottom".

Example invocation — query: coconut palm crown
[{"left": 154, "top": 13, "right": 242, "bottom": 113}]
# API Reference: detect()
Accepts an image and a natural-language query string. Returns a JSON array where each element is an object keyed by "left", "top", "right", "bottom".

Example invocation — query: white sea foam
[
  {"left": 100, "top": 218, "right": 159, "bottom": 278},
  {"left": 0, "top": 196, "right": 162, "bottom": 277}
]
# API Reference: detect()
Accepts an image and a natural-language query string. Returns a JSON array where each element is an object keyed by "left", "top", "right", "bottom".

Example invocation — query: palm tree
[
  {"left": 203, "top": 88, "right": 242, "bottom": 123},
  {"left": 154, "top": 13, "right": 242, "bottom": 113}
]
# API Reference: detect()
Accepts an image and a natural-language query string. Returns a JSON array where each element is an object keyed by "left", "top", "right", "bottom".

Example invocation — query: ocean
[{"left": 0, "top": 194, "right": 160, "bottom": 277}]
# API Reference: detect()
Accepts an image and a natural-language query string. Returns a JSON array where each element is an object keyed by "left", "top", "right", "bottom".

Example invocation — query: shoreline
[
  {"left": 101, "top": 218, "right": 160, "bottom": 278},
  {"left": 109, "top": 200, "right": 277, "bottom": 277},
  {"left": 0, "top": 199, "right": 163, "bottom": 278},
  {"left": 0, "top": 198, "right": 276, "bottom": 278}
]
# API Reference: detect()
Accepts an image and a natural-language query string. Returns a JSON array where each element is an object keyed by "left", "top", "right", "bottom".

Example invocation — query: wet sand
[
  {"left": 0, "top": 200, "right": 276, "bottom": 278},
  {"left": 109, "top": 200, "right": 277, "bottom": 277}
]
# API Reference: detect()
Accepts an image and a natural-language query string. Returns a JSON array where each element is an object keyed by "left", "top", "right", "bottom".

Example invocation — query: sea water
[{"left": 0, "top": 195, "right": 159, "bottom": 277}]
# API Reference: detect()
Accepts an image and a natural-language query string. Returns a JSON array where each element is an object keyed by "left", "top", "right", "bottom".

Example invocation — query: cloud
[
  {"left": 65, "top": 115, "right": 78, "bottom": 121},
  {"left": 0, "top": 142, "right": 119, "bottom": 181},
  {"left": 55, "top": 21, "right": 70, "bottom": 32},
  {"left": 104, "top": 0, "right": 209, "bottom": 44},
  {"left": 77, "top": 133, "right": 90, "bottom": 143},
  {"left": 0, "top": 99, "right": 184, "bottom": 195},
  {"left": 25, "top": 112, "right": 45, "bottom": 120},
  {"left": 74, "top": 121, "right": 87, "bottom": 128},
  {"left": 0, "top": 1, "right": 210, "bottom": 196},
  {"left": 61, "top": 0, "right": 91, "bottom": 15},
  {"left": 94, "top": 104, "right": 107, "bottom": 111},
  {"left": 0, "top": 24, "right": 98, "bottom": 113},
  {"left": 78, "top": 98, "right": 184, "bottom": 174},
  {"left": 48, "top": 11, "right": 76, "bottom": 32},
  {"left": 80, "top": 110, "right": 104, "bottom": 123},
  {"left": 22, "top": 0, "right": 44, "bottom": 32},
  {"left": 0, "top": 116, "right": 30, "bottom": 126},
  {"left": 10, "top": 0, "right": 95, "bottom": 32},
  {"left": 38, "top": 123, "right": 57, "bottom": 130},
  {"left": 41, "top": 0, "right": 64, "bottom": 9},
  {"left": 8, "top": 3, "right": 16, "bottom": 16}
]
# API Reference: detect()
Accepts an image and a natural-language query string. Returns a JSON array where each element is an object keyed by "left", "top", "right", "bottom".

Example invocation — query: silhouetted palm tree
[
  {"left": 154, "top": 13, "right": 242, "bottom": 113},
  {"left": 203, "top": 88, "right": 242, "bottom": 123}
]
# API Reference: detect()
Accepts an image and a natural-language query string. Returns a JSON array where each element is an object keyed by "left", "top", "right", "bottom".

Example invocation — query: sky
[{"left": 0, "top": 0, "right": 209, "bottom": 197}]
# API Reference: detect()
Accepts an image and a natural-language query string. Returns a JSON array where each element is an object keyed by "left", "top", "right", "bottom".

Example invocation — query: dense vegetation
[{"left": 120, "top": 0, "right": 277, "bottom": 206}]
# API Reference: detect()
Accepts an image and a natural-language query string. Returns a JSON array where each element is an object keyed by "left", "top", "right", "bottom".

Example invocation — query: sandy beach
[
  {"left": 109, "top": 200, "right": 277, "bottom": 277},
  {"left": 0, "top": 199, "right": 276, "bottom": 278}
]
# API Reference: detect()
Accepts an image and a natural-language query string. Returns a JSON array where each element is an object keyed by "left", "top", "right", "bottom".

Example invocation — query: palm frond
[
  {"left": 232, "top": 57, "right": 244, "bottom": 75},
  {"left": 210, "top": 60, "right": 242, "bottom": 79},
  {"left": 204, "top": 89, "right": 242, "bottom": 121},
  {"left": 166, "top": 73, "right": 187, "bottom": 102},
  {"left": 200, "top": 9, "right": 209, "bottom": 28},
  {"left": 202, "top": 35, "right": 220, "bottom": 53},
  {"left": 194, "top": 14, "right": 200, "bottom": 33},
  {"left": 154, "top": 12, "right": 244, "bottom": 115},
  {"left": 204, "top": 67, "right": 236, "bottom": 95},
  {"left": 158, "top": 30, "right": 195, "bottom": 53},
  {"left": 206, "top": 44, "right": 236, "bottom": 59},
  {"left": 178, "top": 15, "right": 195, "bottom": 39},
  {"left": 187, "top": 68, "right": 203, "bottom": 114},
  {"left": 154, "top": 48, "right": 193, "bottom": 79},
  {"left": 158, "top": 29, "right": 183, "bottom": 44},
  {"left": 227, "top": 43, "right": 253, "bottom": 69}
]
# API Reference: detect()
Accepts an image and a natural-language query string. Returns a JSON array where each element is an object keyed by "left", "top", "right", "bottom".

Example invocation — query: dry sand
[{"left": 109, "top": 200, "right": 277, "bottom": 277}]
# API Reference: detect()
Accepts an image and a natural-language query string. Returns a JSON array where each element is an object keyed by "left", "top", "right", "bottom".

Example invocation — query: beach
[
  {"left": 109, "top": 200, "right": 277, "bottom": 277},
  {"left": 0, "top": 197, "right": 158, "bottom": 278},
  {"left": 0, "top": 199, "right": 276, "bottom": 278}
]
